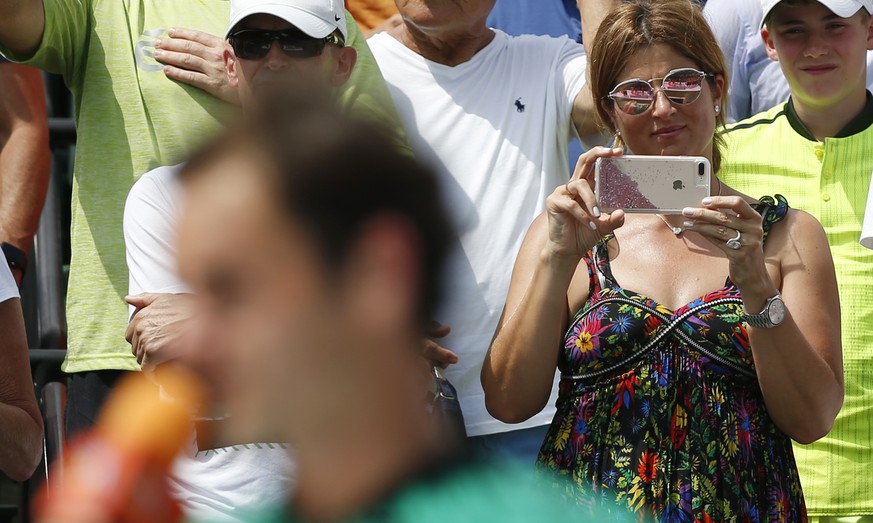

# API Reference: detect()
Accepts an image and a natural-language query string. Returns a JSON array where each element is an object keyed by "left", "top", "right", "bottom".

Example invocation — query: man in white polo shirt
[{"left": 367, "top": 0, "right": 609, "bottom": 463}]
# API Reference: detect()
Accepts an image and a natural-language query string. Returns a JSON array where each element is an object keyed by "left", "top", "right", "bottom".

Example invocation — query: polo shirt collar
[{"left": 786, "top": 90, "right": 873, "bottom": 141}]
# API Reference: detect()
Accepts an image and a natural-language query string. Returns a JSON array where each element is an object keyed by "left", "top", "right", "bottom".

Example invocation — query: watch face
[{"left": 768, "top": 298, "right": 786, "bottom": 325}]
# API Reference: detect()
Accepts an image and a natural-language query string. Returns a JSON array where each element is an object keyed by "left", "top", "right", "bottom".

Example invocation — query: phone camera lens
[{"left": 697, "top": 162, "right": 705, "bottom": 176}]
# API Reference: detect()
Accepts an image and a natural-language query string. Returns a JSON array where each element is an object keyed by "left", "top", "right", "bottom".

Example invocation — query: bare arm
[
  {"left": 577, "top": 0, "right": 621, "bottom": 53},
  {"left": 481, "top": 214, "right": 578, "bottom": 423},
  {"left": 683, "top": 200, "right": 843, "bottom": 443},
  {"left": 745, "top": 210, "right": 843, "bottom": 443},
  {"left": 0, "top": 297, "right": 43, "bottom": 481},
  {"left": 482, "top": 147, "right": 625, "bottom": 422},
  {"left": 571, "top": 83, "right": 600, "bottom": 137},
  {"left": 0, "top": 0, "right": 46, "bottom": 56},
  {"left": 0, "top": 62, "right": 50, "bottom": 281},
  {"left": 571, "top": 0, "right": 622, "bottom": 137}
]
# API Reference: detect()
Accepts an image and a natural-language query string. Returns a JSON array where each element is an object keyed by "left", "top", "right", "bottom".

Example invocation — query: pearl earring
[{"left": 715, "top": 104, "right": 720, "bottom": 114}]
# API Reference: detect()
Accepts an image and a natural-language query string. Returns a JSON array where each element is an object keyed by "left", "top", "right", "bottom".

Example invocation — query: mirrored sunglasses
[
  {"left": 228, "top": 29, "right": 344, "bottom": 60},
  {"left": 607, "top": 68, "right": 712, "bottom": 116}
]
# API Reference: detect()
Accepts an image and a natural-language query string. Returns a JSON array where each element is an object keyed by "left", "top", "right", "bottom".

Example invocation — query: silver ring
[{"left": 725, "top": 229, "right": 742, "bottom": 250}]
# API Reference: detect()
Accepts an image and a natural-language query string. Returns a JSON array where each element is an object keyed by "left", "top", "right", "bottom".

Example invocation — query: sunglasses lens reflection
[{"left": 611, "top": 69, "right": 706, "bottom": 115}]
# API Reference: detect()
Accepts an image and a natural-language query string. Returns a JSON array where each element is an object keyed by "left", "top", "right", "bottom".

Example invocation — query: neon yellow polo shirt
[{"left": 720, "top": 96, "right": 873, "bottom": 516}]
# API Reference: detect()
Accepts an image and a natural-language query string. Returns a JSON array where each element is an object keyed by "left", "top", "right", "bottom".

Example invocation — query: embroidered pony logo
[{"left": 515, "top": 98, "right": 525, "bottom": 113}]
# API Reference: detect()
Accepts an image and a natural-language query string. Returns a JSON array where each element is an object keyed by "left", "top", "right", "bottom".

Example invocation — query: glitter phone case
[{"left": 595, "top": 155, "right": 711, "bottom": 214}]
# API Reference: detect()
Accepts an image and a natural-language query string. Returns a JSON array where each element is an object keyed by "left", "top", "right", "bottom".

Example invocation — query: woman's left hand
[{"left": 681, "top": 196, "right": 771, "bottom": 291}]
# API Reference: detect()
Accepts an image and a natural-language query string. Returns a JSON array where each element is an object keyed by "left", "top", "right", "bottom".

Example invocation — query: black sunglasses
[{"left": 228, "top": 29, "right": 344, "bottom": 60}]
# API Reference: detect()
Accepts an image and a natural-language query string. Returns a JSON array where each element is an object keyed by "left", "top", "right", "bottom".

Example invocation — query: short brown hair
[
  {"left": 181, "top": 88, "right": 454, "bottom": 327},
  {"left": 589, "top": 0, "right": 729, "bottom": 172}
]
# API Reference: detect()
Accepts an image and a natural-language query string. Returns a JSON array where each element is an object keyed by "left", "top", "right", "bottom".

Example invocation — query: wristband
[{"left": 1, "top": 242, "right": 28, "bottom": 277}]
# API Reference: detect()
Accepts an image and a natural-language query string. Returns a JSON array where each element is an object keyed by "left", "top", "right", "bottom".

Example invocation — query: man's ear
[
  {"left": 331, "top": 47, "right": 358, "bottom": 88},
  {"left": 761, "top": 27, "right": 780, "bottom": 62},
  {"left": 866, "top": 12, "right": 873, "bottom": 51},
  {"left": 341, "top": 215, "right": 420, "bottom": 339},
  {"left": 225, "top": 47, "right": 240, "bottom": 89}
]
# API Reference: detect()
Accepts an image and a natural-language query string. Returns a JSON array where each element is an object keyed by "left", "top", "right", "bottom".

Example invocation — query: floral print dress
[{"left": 537, "top": 195, "right": 806, "bottom": 522}]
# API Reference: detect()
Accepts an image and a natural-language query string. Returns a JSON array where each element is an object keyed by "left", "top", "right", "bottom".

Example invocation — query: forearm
[
  {"left": 0, "top": 123, "right": 50, "bottom": 251},
  {"left": 749, "top": 315, "right": 843, "bottom": 444},
  {"left": 571, "top": 0, "right": 622, "bottom": 137},
  {"left": 0, "top": 63, "right": 50, "bottom": 252},
  {"left": 732, "top": 220, "right": 843, "bottom": 444},
  {"left": 482, "top": 253, "right": 577, "bottom": 423},
  {"left": 578, "top": 0, "right": 622, "bottom": 52},
  {"left": 0, "top": 401, "right": 43, "bottom": 481}
]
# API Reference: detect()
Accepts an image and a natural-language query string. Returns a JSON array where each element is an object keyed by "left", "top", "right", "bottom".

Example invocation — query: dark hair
[
  {"left": 589, "top": 0, "right": 729, "bottom": 172},
  {"left": 181, "top": 89, "right": 454, "bottom": 326}
]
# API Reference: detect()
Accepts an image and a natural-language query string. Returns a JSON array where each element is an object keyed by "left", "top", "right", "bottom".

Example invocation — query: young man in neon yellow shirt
[{"left": 719, "top": 0, "right": 873, "bottom": 519}]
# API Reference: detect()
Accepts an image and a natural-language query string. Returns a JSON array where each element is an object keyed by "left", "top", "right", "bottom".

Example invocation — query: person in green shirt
[
  {"left": 0, "top": 0, "right": 407, "bottom": 437},
  {"left": 174, "top": 92, "right": 610, "bottom": 523},
  {"left": 719, "top": 0, "right": 873, "bottom": 519}
]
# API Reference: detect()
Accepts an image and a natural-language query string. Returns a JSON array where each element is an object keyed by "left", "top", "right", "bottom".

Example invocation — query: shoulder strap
[{"left": 753, "top": 194, "right": 791, "bottom": 244}]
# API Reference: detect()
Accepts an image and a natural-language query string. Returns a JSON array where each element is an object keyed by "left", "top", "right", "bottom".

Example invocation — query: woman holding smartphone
[{"left": 480, "top": 0, "right": 843, "bottom": 520}]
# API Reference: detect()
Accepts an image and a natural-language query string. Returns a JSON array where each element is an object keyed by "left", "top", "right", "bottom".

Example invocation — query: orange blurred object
[
  {"left": 346, "top": 0, "right": 398, "bottom": 32},
  {"left": 34, "top": 366, "right": 207, "bottom": 523}
]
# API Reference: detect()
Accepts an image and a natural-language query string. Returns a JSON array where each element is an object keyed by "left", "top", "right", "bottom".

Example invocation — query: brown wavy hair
[{"left": 589, "top": 0, "right": 729, "bottom": 172}]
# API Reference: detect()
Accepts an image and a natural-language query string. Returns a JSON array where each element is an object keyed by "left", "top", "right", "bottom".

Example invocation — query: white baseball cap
[
  {"left": 761, "top": 0, "right": 873, "bottom": 28},
  {"left": 226, "top": 0, "right": 347, "bottom": 41}
]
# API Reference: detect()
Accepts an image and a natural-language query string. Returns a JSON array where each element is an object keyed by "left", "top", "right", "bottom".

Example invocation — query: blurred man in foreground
[
  {"left": 175, "top": 93, "right": 585, "bottom": 522},
  {"left": 123, "top": 0, "right": 357, "bottom": 518}
]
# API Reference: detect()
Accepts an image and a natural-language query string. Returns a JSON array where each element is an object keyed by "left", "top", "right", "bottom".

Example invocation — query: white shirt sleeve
[
  {"left": 546, "top": 36, "right": 587, "bottom": 142},
  {"left": 703, "top": 0, "right": 741, "bottom": 50},
  {"left": 0, "top": 250, "right": 19, "bottom": 303},
  {"left": 124, "top": 164, "right": 191, "bottom": 321},
  {"left": 705, "top": 0, "right": 745, "bottom": 119}
]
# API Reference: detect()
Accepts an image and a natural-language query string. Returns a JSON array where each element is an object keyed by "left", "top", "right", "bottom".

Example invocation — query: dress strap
[
  {"left": 752, "top": 194, "right": 790, "bottom": 243},
  {"left": 589, "top": 234, "right": 617, "bottom": 289}
]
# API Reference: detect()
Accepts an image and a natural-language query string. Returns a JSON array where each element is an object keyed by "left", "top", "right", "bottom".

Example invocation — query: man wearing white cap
[
  {"left": 0, "top": 0, "right": 406, "bottom": 447},
  {"left": 719, "top": 0, "right": 873, "bottom": 520},
  {"left": 222, "top": 0, "right": 357, "bottom": 102},
  {"left": 120, "top": 1, "right": 396, "bottom": 521}
]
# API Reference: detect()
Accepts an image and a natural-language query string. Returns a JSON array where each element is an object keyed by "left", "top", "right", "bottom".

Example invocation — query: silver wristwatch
[{"left": 742, "top": 293, "right": 786, "bottom": 329}]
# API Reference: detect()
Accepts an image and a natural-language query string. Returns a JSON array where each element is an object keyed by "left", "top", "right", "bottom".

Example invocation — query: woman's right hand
[{"left": 543, "top": 146, "right": 626, "bottom": 262}]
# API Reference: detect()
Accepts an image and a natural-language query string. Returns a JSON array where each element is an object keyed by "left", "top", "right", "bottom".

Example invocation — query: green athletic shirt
[
  {"left": 0, "top": 0, "right": 408, "bottom": 373},
  {"left": 192, "top": 462, "right": 624, "bottom": 523},
  {"left": 720, "top": 95, "right": 873, "bottom": 516}
]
